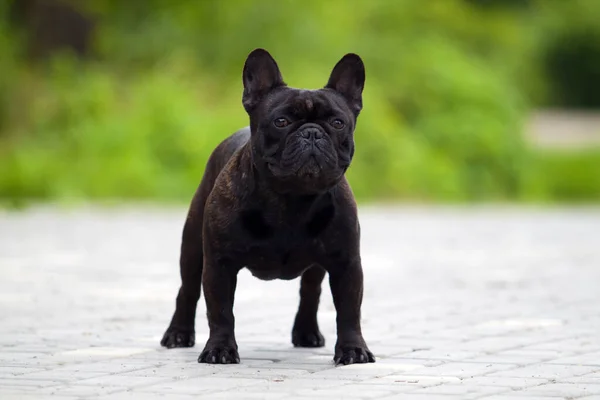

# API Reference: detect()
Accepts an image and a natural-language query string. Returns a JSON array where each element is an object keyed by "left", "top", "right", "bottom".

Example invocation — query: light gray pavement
[
  {"left": 526, "top": 110, "right": 600, "bottom": 149},
  {"left": 1, "top": 205, "right": 600, "bottom": 400}
]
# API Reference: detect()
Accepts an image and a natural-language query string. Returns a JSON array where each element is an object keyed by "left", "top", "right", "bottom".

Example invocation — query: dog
[{"left": 160, "top": 48, "right": 374, "bottom": 365}]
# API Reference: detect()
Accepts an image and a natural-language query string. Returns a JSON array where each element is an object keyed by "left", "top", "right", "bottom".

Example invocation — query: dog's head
[{"left": 242, "top": 48, "right": 365, "bottom": 195}]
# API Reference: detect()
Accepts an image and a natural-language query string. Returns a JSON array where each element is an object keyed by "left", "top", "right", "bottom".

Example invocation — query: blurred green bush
[
  {"left": 1, "top": 0, "right": 599, "bottom": 206},
  {"left": 533, "top": 150, "right": 600, "bottom": 202},
  {"left": 536, "top": 0, "right": 600, "bottom": 108}
]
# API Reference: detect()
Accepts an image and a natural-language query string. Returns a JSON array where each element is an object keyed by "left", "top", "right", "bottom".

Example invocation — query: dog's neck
[{"left": 239, "top": 143, "right": 333, "bottom": 211}]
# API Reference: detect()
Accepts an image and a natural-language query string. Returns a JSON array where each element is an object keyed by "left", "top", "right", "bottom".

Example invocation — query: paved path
[
  {"left": 526, "top": 110, "right": 600, "bottom": 149},
  {"left": 1, "top": 206, "right": 600, "bottom": 400}
]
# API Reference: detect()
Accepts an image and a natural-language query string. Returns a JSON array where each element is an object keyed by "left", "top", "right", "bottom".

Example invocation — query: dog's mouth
[
  {"left": 268, "top": 154, "right": 323, "bottom": 178},
  {"left": 297, "top": 155, "right": 321, "bottom": 178},
  {"left": 264, "top": 152, "right": 345, "bottom": 194}
]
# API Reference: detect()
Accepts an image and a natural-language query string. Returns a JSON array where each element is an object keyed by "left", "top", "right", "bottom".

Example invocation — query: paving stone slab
[{"left": 1, "top": 206, "right": 600, "bottom": 399}]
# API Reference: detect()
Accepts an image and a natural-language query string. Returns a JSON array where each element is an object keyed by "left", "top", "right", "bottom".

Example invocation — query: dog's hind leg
[
  {"left": 291, "top": 265, "right": 326, "bottom": 348},
  {"left": 161, "top": 185, "right": 209, "bottom": 348}
]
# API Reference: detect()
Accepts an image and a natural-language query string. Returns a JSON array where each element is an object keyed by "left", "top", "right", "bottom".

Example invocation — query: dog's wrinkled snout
[{"left": 300, "top": 128, "right": 324, "bottom": 141}]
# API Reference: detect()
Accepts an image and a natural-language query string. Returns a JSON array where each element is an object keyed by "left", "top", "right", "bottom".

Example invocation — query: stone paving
[{"left": 1, "top": 205, "right": 600, "bottom": 400}]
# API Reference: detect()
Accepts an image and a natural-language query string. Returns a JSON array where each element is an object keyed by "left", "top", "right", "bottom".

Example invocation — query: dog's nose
[{"left": 301, "top": 128, "right": 324, "bottom": 140}]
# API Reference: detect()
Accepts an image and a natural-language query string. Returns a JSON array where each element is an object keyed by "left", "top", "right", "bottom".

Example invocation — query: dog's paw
[
  {"left": 292, "top": 326, "right": 325, "bottom": 348},
  {"left": 198, "top": 344, "right": 240, "bottom": 364},
  {"left": 334, "top": 346, "right": 375, "bottom": 365},
  {"left": 160, "top": 327, "right": 195, "bottom": 348}
]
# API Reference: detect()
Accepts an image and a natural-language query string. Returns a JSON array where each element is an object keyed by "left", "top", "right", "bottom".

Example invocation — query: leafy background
[{"left": 1, "top": 0, "right": 600, "bottom": 207}]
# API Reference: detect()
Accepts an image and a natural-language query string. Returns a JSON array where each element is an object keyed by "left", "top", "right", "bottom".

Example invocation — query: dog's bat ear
[
  {"left": 242, "top": 48, "right": 285, "bottom": 113},
  {"left": 325, "top": 53, "right": 365, "bottom": 115}
]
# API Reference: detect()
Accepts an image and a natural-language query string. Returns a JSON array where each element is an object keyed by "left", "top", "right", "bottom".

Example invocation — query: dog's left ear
[
  {"left": 325, "top": 53, "right": 365, "bottom": 115},
  {"left": 242, "top": 48, "right": 285, "bottom": 113}
]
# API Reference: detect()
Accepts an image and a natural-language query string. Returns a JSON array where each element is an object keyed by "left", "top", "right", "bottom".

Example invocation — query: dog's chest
[
  {"left": 233, "top": 203, "right": 333, "bottom": 280},
  {"left": 241, "top": 230, "right": 323, "bottom": 281}
]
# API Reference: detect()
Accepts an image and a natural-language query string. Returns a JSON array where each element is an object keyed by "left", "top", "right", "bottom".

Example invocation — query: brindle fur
[{"left": 161, "top": 49, "right": 374, "bottom": 365}]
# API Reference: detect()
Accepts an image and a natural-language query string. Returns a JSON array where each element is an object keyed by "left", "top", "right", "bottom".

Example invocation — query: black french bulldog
[{"left": 160, "top": 48, "right": 374, "bottom": 366}]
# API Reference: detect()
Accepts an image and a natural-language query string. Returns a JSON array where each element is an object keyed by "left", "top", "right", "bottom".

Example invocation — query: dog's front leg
[
  {"left": 328, "top": 257, "right": 375, "bottom": 365},
  {"left": 198, "top": 252, "right": 240, "bottom": 364}
]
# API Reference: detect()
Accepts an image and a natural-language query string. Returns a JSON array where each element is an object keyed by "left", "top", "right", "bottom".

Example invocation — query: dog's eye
[
  {"left": 331, "top": 119, "right": 345, "bottom": 130},
  {"left": 273, "top": 118, "right": 289, "bottom": 128}
]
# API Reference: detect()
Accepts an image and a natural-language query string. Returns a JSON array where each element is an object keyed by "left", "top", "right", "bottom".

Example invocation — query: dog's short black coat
[{"left": 160, "top": 48, "right": 375, "bottom": 365}]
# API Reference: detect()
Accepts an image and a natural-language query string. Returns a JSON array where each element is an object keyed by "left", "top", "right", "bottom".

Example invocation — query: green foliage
[
  {"left": 1, "top": 0, "right": 599, "bottom": 206},
  {"left": 531, "top": 149, "right": 600, "bottom": 202},
  {"left": 0, "top": 3, "right": 19, "bottom": 134},
  {"left": 0, "top": 55, "right": 245, "bottom": 204},
  {"left": 535, "top": 0, "right": 600, "bottom": 108}
]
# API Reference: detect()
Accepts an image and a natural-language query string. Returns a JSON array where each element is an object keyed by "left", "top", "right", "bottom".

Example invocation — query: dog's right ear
[{"left": 242, "top": 49, "right": 285, "bottom": 113}]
